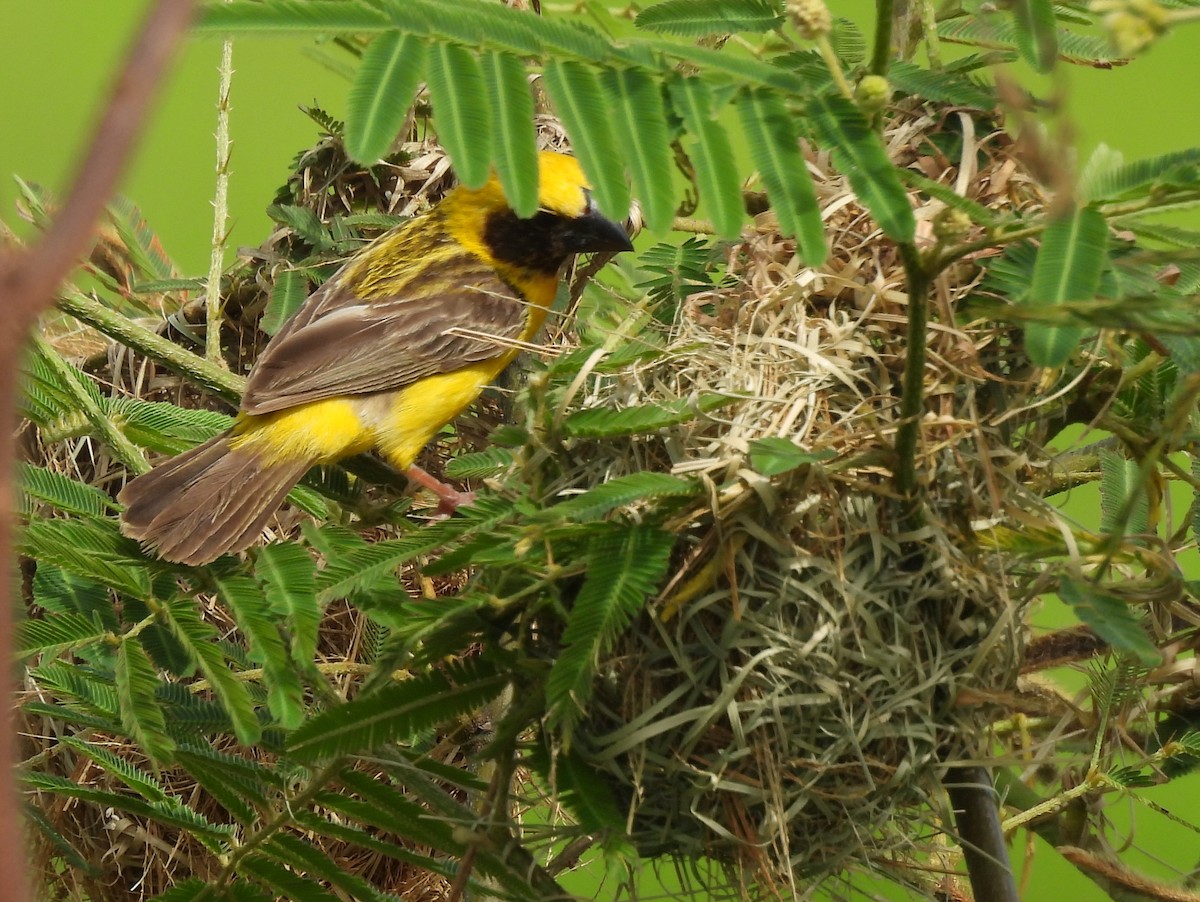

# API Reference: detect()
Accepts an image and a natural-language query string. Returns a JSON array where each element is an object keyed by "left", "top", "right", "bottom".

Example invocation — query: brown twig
[{"left": 0, "top": 2, "right": 195, "bottom": 899}]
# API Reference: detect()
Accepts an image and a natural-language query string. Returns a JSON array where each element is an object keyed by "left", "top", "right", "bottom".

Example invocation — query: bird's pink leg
[{"left": 404, "top": 464, "right": 476, "bottom": 516}]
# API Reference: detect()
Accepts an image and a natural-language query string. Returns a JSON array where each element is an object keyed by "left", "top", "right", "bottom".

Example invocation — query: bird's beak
[{"left": 569, "top": 207, "right": 635, "bottom": 254}]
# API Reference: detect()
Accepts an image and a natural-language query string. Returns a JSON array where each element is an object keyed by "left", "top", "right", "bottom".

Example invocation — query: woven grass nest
[{"left": 512, "top": 103, "right": 1048, "bottom": 892}]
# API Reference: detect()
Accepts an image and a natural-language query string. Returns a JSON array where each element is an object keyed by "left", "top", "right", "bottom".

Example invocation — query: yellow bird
[{"left": 119, "top": 151, "right": 633, "bottom": 565}]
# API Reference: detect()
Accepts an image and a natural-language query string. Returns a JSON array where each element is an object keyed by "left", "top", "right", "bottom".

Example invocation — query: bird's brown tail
[{"left": 118, "top": 433, "right": 311, "bottom": 565}]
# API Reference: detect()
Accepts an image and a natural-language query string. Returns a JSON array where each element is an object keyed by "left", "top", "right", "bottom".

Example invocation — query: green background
[{"left": 6, "top": 2, "right": 1200, "bottom": 898}]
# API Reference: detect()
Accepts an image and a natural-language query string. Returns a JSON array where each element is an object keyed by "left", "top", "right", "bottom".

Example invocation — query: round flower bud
[
  {"left": 932, "top": 207, "right": 974, "bottom": 243},
  {"left": 787, "top": 0, "right": 832, "bottom": 40},
  {"left": 855, "top": 75, "right": 891, "bottom": 114},
  {"left": 1095, "top": 0, "right": 1168, "bottom": 56}
]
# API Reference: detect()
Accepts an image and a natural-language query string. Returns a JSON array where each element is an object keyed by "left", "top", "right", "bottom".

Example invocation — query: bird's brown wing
[{"left": 241, "top": 259, "right": 531, "bottom": 415}]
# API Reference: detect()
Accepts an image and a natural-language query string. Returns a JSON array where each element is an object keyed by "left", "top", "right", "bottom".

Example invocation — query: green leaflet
[
  {"left": 22, "top": 341, "right": 104, "bottom": 429},
  {"left": 531, "top": 740, "right": 625, "bottom": 833},
  {"left": 545, "top": 472, "right": 699, "bottom": 522},
  {"left": 19, "top": 613, "right": 110, "bottom": 661},
  {"left": 829, "top": 17, "right": 867, "bottom": 66},
  {"left": 162, "top": 597, "right": 261, "bottom": 745},
  {"left": 1082, "top": 145, "right": 1200, "bottom": 203},
  {"left": 238, "top": 856, "right": 342, "bottom": 902},
  {"left": 1098, "top": 450, "right": 1149, "bottom": 538},
  {"left": 23, "top": 772, "right": 235, "bottom": 845},
  {"left": 32, "top": 566, "right": 117, "bottom": 630},
  {"left": 24, "top": 805, "right": 100, "bottom": 879},
  {"left": 886, "top": 60, "right": 995, "bottom": 109},
  {"left": 109, "top": 398, "right": 230, "bottom": 453},
  {"left": 1024, "top": 203, "right": 1107, "bottom": 367},
  {"left": 255, "top": 543, "right": 319, "bottom": 667},
  {"left": 669, "top": 75, "right": 744, "bottom": 237},
  {"left": 315, "top": 776, "right": 461, "bottom": 853},
  {"left": 115, "top": 639, "right": 177, "bottom": 764},
  {"left": 542, "top": 60, "right": 631, "bottom": 221},
  {"left": 315, "top": 772, "right": 544, "bottom": 896},
  {"left": 287, "top": 659, "right": 509, "bottom": 761},
  {"left": 546, "top": 525, "right": 675, "bottom": 734},
  {"left": 315, "top": 531, "right": 452, "bottom": 602},
  {"left": 634, "top": 37, "right": 811, "bottom": 92},
  {"left": 937, "top": 13, "right": 1120, "bottom": 66},
  {"left": 262, "top": 834, "right": 393, "bottom": 902},
  {"left": 1059, "top": 577, "right": 1160, "bottom": 666},
  {"left": 196, "top": 1, "right": 390, "bottom": 34},
  {"left": 807, "top": 93, "right": 915, "bottom": 243},
  {"left": 748, "top": 437, "right": 834, "bottom": 476},
  {"left": 345, "top": 32, "right": 428, "bottom": 165},
  {"left": 635, "top": 0, "right": 783, "bottom": 36},
  {"left": 107, "top": 196, "right": 179, "bottom": 285},
  {"left": 199, "top": 0, "right": 610, "bottom": 62},
  {"left": 563, "top": 391, "right": 737, "bottom": 438},
  {"left": 266, "top": 204, "right": 333, "bottom": 251},
  {"left": 214, "top": 575, "right": 305, "bottom": 730},
  {"left": 32, "top": 661, "right": 120, "bottom": 720},
  {"left": 444, "top": 446, "right": 515, "bottom": 479},
  {"left": 637, "top": 235, "right": 719, "bottom": 304},
  {"left": 425, "top": 43, "right": 492, "bottom": 188},
  {"left": 481, "top": 49, "right": 539, "bottom": 217},
  {"left": 897, "top": 168, "right": 999, "bottom": 227},
  {"left": 149, "top": 879, "right": 264, "bottom": 902},
  {"left": 20, "top": 518, "right": 151, "bottom": 599},
  {"left": 288, "top": 808, "right": 456, "bottom": 878},
  {"left": 182, "top": 756, "right": 260, "bottom": 825},
  {"left": 259, "top": 268, "right": 309, "bottom": 337},
  {"left": 61, "top": 735, "right": 169, "bottom": 802},
  {"left": 602, "top": 66, "right": 676, "bottom": 232},
  {"left": 1010, "top": 0, "right": 1057, "bottom": 72},
  {"left": 736, "top": 87, "right": 826, "bottom": 262}
]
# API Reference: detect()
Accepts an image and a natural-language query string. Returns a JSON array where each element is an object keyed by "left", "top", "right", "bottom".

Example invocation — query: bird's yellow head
[
  {"left": 529, "top": 151, "right": 591, "bottom": 219},
  {"left": 443, "top": 150, "right": 633, "bottom": 275}
]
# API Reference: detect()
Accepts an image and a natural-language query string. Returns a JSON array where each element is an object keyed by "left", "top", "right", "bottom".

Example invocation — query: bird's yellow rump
[{"left": 119, "top": 151, "right": 633, "bottom": 564}]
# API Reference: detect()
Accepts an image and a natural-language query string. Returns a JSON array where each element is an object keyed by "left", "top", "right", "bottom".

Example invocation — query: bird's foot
[{"left": 404, "top": 464, "right": 475, "bottom": 518}]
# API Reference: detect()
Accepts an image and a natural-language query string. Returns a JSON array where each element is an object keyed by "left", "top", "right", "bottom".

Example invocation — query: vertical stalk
[
  {"left": 900, "top": 245, "right": 1016, "bottom": 902},
  {"left": 946, "top": 767, "right": 1020, "bottom": 902},
  {"left": 205, "top": 31, "right": 234, "bottom": 365},
  {"left": 871, "top": 0, "right": 895, "bottom": 76},
  {"left": 893, "top": 242, "right": 929, "bottom": 529}
]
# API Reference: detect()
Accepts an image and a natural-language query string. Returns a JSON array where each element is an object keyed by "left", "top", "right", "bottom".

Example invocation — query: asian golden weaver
[{"left": 119, "top": 151, "right": 633, "bottom": 565}]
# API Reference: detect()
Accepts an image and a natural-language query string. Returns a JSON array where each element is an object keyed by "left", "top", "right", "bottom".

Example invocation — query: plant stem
[
  {"left": 29, "top": 334, "right": 150, "bottom": 475},
  {"left": 930, "top": 187, "right": 1200, "bottom": 278},
  {"left": 816, "top": 35, "right": 855, "bottom": 99},
  {"left": 55, "top": 290, "right": 245, "bottom": 402},
  {"left": 995, "top": 770, "right": 1192, "bottom": 901},
  {"left": 946, "top": 766, "right": 1019, "bottom": 902},
  {"left": 205, "top": 31, "right": 235, "bottom": 366},
  {"left": 921, "top": 0, "right": 941, "bottom": 68},
  {"left": 892, "top": 242, "right": 929, "bottom": 529},
  {"left": 671, "top": 216, "right": 715, "bottom": 234},
  {"left": 871, "top": 0, "right": 895, "bottom": 76}
]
